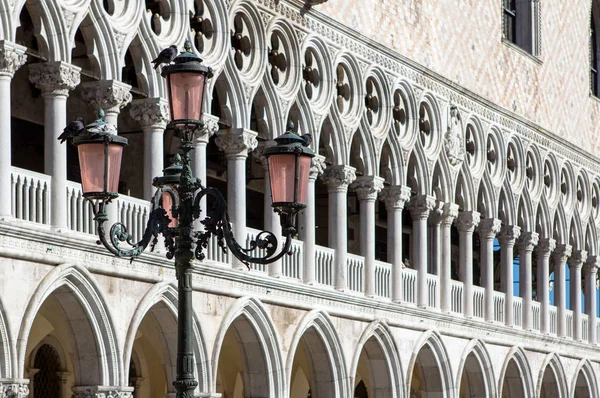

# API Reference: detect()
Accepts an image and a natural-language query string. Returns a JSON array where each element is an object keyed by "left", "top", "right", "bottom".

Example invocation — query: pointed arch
[
  {"left": 320, "top": 115, "right": 348, "bottom": 166},
  {"left": 250, "top": 83, "right": 283, "bottom": 139},
  {"left": 123, "top": 282, "right": 210, "bottom": 394},
  {"left": 499, "top": 183, "right": 517, "bottom": 226},
  {"left": 455, "top": 169, "right": 476, "bottom": 211},
  {"left": 498, "top": 347, "right": 534, "bottom": 398},
  {"left": 456, "top": 339, "right": 496, "bottom": 398},
  {"left": 286, "top": 310, "right": 349, "bottom": 398},
  {"left": 536, "top": 353, "right": 568, "bottom": 398},
  {"left": 407, "top": 146, "right": 430, "bottom": 195},
  {"left": 585, "top": 222, "right": 598, "bottom": 256},
  {"left": 349, "top": 127, "right": 376, "bottom": 177},
  {"left": 212, "top": 296, "right": 284, "bottom": 397},
  {"left": 212, "top": 67, "right": 248, "bottom": 129},
  {"left": 517, "top": 193, "right": 534, "bottom": 232},
  {"left": 407, "top": 330, "right": 454, "bottom": 398},
  {"left": 477, "top": 174, "right": 497, "bottom": 218},
  {"left": 0, "top": 295, "right": 12, "bottom": 378},
  {"left": 124, "top": 33, "right": 163, "bottom": 98},
  {"left": 535, "top": 198, "right": 552, "bottom": 239},
  {"left": 348, "top": 321, "right": 404, "bottom": 398},
  {"left": 553, "top": 204, "right": 568, "bottom": 244},
  {"left": 432, "top": 160, "right": 452, "bottom": 203},
  {"left": 570, "top": 213, "right": 584, "bottom": 250},
  {"left": 380, "top": 133, "right": 406, "bottom": 186},
  {"left": 17, "top": 263, "right": 120, "bottom": 385},
  {"left": 571, "top": 359, "right": 599, "bottom": 398}
]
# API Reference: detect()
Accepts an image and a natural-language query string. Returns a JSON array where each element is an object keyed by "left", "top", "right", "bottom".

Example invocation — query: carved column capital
[
  {"left": 0, "top": 41, "right": 27, "bottom": 78},
  {"left": 81, "top": 80, "right": 132, "bottom": 113},
  {"left": 535, "top": 238, "right": 556, "bottom": 257},
  {"left": 28, "top": 61, "right": 81, "bottom": 96},
  {"left": 441, "top": 203, "right": 459, "bottom": 226},
  {"left": 350, "top": 176, "right": 384, "bottom": 201},
  {"left": 309, "top": 154, "right": 326, "bottom": 181},
  {"left": 71, "top": 385, "right": 134, "bottom": 398},
  {"left": 584, "top": 256, "right": 600, "bottom": 275},
  {"left": 551, "top": 244, "right": 572, "bottom": 265},
  {"left": 321, "top": 165, "right": 356, "bottom": 193},
  {"left": 498, "top": 225, "right": 521, "bottom": 246},
  {"left": 428, "top": 201, "right": 445, "bottom": 226},
  {"left": 379, "top": 185, "right": 411, "bottom": 210},
  {"left": 407, "top": 195, "right": 436, "bottom": 220},
  {"left": 568, "top": 249, "right": 588, "bottom": 269},
  {"left": 516, "top": 231, "right": 539, "bottom": 252},
  {"left": 455, "top": 211, "right": 480, "bottom": 233},
  {"left": 478, "top": 218, "right": 502, "bottom": 240},
  {"left": 0, "top": 379, "right": 29, "bottom": 398},
  {"left": 195, "top": 113, "right": 220, "bottom": 144},
  {"left": 129, "top": 97, "right": 169, "bottom": 129},
  {"left": 215, "top": 128, "right": 258, "bottom": 158}
]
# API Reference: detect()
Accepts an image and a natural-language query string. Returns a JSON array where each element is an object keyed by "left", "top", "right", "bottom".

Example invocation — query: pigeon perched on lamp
[
  {"left": 152, "top": 45, "right": 178, "bottom": 69},
  {"left": 58, "top": 117, "right": 85, "bottom": 143}
]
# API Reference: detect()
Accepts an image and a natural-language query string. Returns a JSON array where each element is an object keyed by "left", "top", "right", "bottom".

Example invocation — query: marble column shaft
[
  {"left": 408, "top": 195, "right": 436, "bottom": 308},
  {"left": 499, "top": 225, "right": 521, "bottom": 327},
  {"left": 569, "top": 249, "right": 587, "bottom": 341},
  {"left": 440, "top": 203, "right": 459, "bottom": 313},
  {"left": 456, "top": 211, "right": 480, "bottom": 318},
  {"left": 536, "top": 238, "right": 556, "bottom": 334},
  {"left": 478, "top": 218, "right": 501, "bottom": 322},
  {"left": 192, "top": 114, "right": 219, "bottom": 229},
  {"left": 552, "top": 244, "right": 572, "bottom": 337},
  {"left": 584, "top": 257, "right": 599, "bottom": 344},
  {"left": 516, "top": 231, "right": 539, "bottom": 330}
]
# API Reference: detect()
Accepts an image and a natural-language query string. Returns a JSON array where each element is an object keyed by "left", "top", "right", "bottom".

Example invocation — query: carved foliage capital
[
  {"left": 321, "top": 165, "right": 356, "bottom": 192},
  {"left": 516, "top": 231, "right": 539, "bottom": 252},
  {"left": 380, "top": 185, "right": 411, "bottom": 210},
  {"left": 129, "top": 98, "right": 169, "bottom": 129},
  {"left": 551, "top": 244, "right": 573, "bottom": 265},
  {"left": 535, "top": 238, "right": 556, "bottom": 257},
  {"left": 29, "top": 61, "right": 81, "bottom": 95},
  {"left": 0, "top": 41, "right": 27, "bottom": 77},
  {"left": 309, "top": 155, "right": 326, "bottom": 180},
  {"left": 407, "top": 195, "right": 436, "bottom": 220},
  {"left": 351, "top": 176, "right": 384, "bottom": 201},
  {"left": 81, "top": 80, "right": 132, "bottom": 113},
  {"left": 215, "top": 129, "right": 258, "bottom": 156},
  {"left": 196, "top": 113, "right": 220, "bottom": 143},
  {"left": 441, "top": 203, "right": 459, "bottom": 225},
  {"left": 568, "top": 249, "right": 588, "bottom": 268},
  {"left": 455, "top": 211, "right": 481, "bottom": 233},
  {"left": 0, "top": 380, "right": 29, "bottom": 398},
  {"left": 71, "top": 386, "right": 134, "bottom": 398},
  {"left": 584, "top": 256, "right": 600, "bottom": 275},
  {"left": 478, "top": 218, "right": 502, "bottom": 239},
  {"left": 498, "top": 225, "right": 521, "bottom": 246}
]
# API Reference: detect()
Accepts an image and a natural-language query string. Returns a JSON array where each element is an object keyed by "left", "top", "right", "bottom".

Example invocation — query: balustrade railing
[
  {"left": 566, "top": 310, "right": 574, "bottom": 338},
  {"left": 347, "top": 253, "right": 364, "bottom": 293},
  {"left": 549, "top": 306, "right": 558, "bottom": 335},
  {"left": 513, "top": 297, "right": 523, "bottom": 328},
  {"left": 582, "top": 314, "right": 589, "bottom": 342},
  {"left": 402, "top": 268, "right": 417, "bottom": 304},
  {"left": 315, "top": 245, "right": 334, "bottom": 286},
  {"left": 473, "top": 286, "right": 485, "bottom": 319},
  {"left": 532, "top": 301, "right": 541, "bottom": 332},
  {"left": 450, "top": 280, "right": 463, "bottom": 314},
  {"left": 245, "top": 228, "right": 268, "bottom": 273},
  {"left": 66, "top": 182, "right": 95, "bottom": 234},
  {"left": 493, "top": 291, "right": 505, "bottom": 323},
  {"left": 116, "top": 195, "right": 150, "bottom": 243},
  {"left": 426, "top": 274, "right": 438, "bottom": 308},
  {"left": 374, "top": 260, "right": 391, "bottom": 298},
  {"left": 282, "top": 240, "right": 303, "bottom": 279},
  {"left": 11, "top": 167, "right": 51, "bottom": 225}
]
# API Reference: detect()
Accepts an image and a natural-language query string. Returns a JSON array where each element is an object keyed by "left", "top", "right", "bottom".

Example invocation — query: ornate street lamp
[{"left": 71, "top": 41, "right": 314, "bottom": 397}]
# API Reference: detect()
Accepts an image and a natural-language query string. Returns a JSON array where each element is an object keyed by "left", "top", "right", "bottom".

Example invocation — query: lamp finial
[{"left": 184, "top": 40, "right": 193, "bottom": 53}]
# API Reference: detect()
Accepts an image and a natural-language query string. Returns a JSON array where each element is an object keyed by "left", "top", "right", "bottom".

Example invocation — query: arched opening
[
  {"left": 501, "top": 359, "right": 526, "bottom": 398},
  {"left": 539, "top": 364, "right": 559, "bottom": 398},
  {"left": 409, "top": 344, "right": 444, "bottom": 397},
  {"left": 290, "top": 326, "right": 336, "bottom": 398},
  {"left": 32, "top": 343, "right": 62, "bottom": 398},
  {"left": 215, "top": 315, "right": 272, "bottom": 398},
  {"left": 574, "top": 369, "right": 592, "bottom": 398},
  {"left": 353, "top": 335, "right": 395, "bottom": 398},
  {"left": 458, "top": 353, "right": 487, "bottom": 398}
]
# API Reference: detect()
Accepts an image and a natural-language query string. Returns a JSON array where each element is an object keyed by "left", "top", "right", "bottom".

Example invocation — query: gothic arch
[
  {"left": 349, "top": 127, "right": 377, "bottom": 177},
  {"left": 0, "top": 296, "right": 12, "bottom": 378},
  {"left": 535, "top": 199, "right": 552, "bottom": 239},
  {"left": 123, "top": 282, "right": 210, "bottom": 394},
  {"left": 407, "top": 330, "right": 454, "bottom": 398},
  {"left": 517, "top": 194, "right": 534, "bottom": 232},
  {"left": 571, "top": 359, "right": 598, "bottom": 398},
  {"left": 499, "top": 183, "right": 517, "bottom": 226},
  {"left": 16, "top": 263, "right": 120, "bottom": 386},
  {"left": 212, "top": 67, "right": 248, "bottom": 129},
  {"left": 286, "top": 310, "right": 349, "bottom": 398},
  {"left": 536, "top": 353, "right": 568, "bottom": 398},
  {"left": 124, "top": 33, "right": 163, "bottom": 98},
  {"left": 379, "top": 136, "right": 405, "bottom": 186},
  {"left": 585, "top": 222, "right": 598, "bottom": 255},
  {"left": 569, "top": 214, "right": 584, "bottom": 250},
  {"left": 212, "top": 296, "right": 285, "bottom": 397},
  {"left": 407, "top": 146, "right": 430, "bottom": 195},
  {"left": 348, "top": 321, "right": 404, "bottom": 398},
  {"left": 477, "top": 175, "right": 496, "bottom": 219},
  {"left": 455, "top": 169, "right": 476, "bottom": 211},
  {"left": 498, "top": 347, "right": 534, "bottom": 398},
  {"left": 432, "top": 160, "right": 453, "bottom": 203},
  {"left": 456, "top": 339, "right": 496, "bottom": 398},
  {"left": 250, "top": 83, "right": 283, "bottom": 140},
  {"left": 320, "top": 114, "right": 348, "bottom": 166}
]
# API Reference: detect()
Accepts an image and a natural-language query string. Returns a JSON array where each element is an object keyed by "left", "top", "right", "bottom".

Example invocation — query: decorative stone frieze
[
  {"left": 0, "top": 41, "right": 27, "bottom": 78},
  {"left": 0, "top": 380, "right": 29, "bottom": 398},
  {"left": 28, "top": 61, "right": 81, "bottom": 96},
  {"left": 72, "top": 386, "right": 134, "bottom": 398},
  {"left": 129, "top": 98, "right": 169, "bottom": 129},
  {"left": 407, "top": 195, "right": 436, "bottom": 220},
  {"left": 379, "top": 185, "right": 411, "bottom": 210},
  {"left": 350, "top": 176, "right": 384, "bottom": 201},
  {"left": 320, "top": 165, "right": 356, "bottom": 193},
  {"left": 81, "top": 80, "right": 132, "bottom": 114},
  {"left": 215, "top": 128, "right": 258, "bottom": 157},
  {"left": 455, "top": 211, "right": 481, "bottom": 233},
  {"left": 308, "top": 154, "right": 326, "bottom": 181}
]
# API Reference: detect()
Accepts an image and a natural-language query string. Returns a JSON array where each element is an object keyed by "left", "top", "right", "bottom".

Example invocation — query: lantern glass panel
[
  {"left": 268, "top": 154, "right": 311, "bottom": 205},
  {"left": 161, "top": 192, "right": 179, "bottom": 227},
  {"left": 168, "top": 72, "right": 206, "bottom": 121},
  {"left": 78, "top": 143, "right": 123, "bottom": 195}
]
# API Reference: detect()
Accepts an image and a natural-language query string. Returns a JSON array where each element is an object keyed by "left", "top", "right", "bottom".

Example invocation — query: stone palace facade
[{"left": 0, "top": 0, "right": 600, "bottom": 397}]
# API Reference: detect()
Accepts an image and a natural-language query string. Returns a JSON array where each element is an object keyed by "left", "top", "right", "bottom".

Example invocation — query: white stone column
[
  {"left": 516, "top": 232, "right": 539, "bottom": 330},
  {"left": 0, "top": 41, "right": 27, "bottom": 218},
  {"left": 29, "top": 62, "right": 81, "bottom": 231},
  {"left": 0, "top": 379, "right": 29, "bottom": 397},
  {"left": 351, "top": 176, "right": 384, "bottom": 297},
  {"left": 536, "top": 238, "right": 556, "bottom": 334},
  {"left": 569, "top": 249, "right": 586, "bottom": 341},
  {"left": 81, "top": 80, "right": 132, "bottom": 126},
  {"left": 499, "top": 225, "right": 521, "bottom": 327},
  {"left": 129, "top": 98, "right": 169, "bottom": 200},
  {"left": 478, "top": 218, "right": 501, "bottom": 322},
  {"left": 192, "top": 114, "right": 219, "bottom": 229},
  {"left": 428, "top": 202, "right": 443, "bottom": 277},
  {"left": 299, "top": 155, "right": 325, "bottom": 284},
  {"left": 380, "top": 186, "right": 411, "bottom": 302},
  {"left": 456, "top": 211, "right": 480, "bottom": 318},
  {"left": 321, "top": 165, "right": 356, "bottom": 291},
  {"left": 408, "top": 195, "right": 436, "bottom": 308},
  {"left": 584, "top": 256, "right": 599, "bottom": 344},
  {"left": 552, "top": 244, "right": 572, "bottom": 337},
  {"left": 215, "top": 128, "right": 258, "bottom": 269},
  {"left": 440, "top": 203, "right": 458, "bottom": 313}
]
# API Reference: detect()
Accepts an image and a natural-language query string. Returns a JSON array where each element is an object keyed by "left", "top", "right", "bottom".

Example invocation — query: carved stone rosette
[
  {"left": 71, "top": 386, "right": 134, "bottom": 398},
  {"left": 309, "top": 154, "right": 326, "bottom": 181},
  {"left": 28, "top": 61, "right": 81, "bottom": 96},
  {"left": 81, "top": 80, "right": 132, "bottom": 114},
  {"left": 0, "top": 41, "right": 27, "bottom": 78},
  {"left": 215, "top": 128, "right": 258, "bottom": 157},
  {"left": 0, "top": 380, "right": 29, "bottom": 398},
  {"left": 350, "top": 176, "right": 384, "bottom": 201},
  {"left": 379, "top": 185, "right": 411, "bottom": 210},
  {"left": 320, "top": 165, "right": 356, "bottom": 193},
  {"left": 129, "top": 98, "right": 169, "bottom": 129}
]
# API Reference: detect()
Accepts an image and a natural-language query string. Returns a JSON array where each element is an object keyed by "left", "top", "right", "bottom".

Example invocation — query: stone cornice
[{"left": 28, "top": 61, "right": 81, "bottom": 96}]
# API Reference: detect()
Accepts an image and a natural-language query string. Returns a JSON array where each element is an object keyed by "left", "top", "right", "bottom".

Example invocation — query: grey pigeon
[
  {"left": 58, "top": 117, "right": 84, "bottom": 143},
  {"left": 152, "top": 45, "right": 178, "bottom": 70}
]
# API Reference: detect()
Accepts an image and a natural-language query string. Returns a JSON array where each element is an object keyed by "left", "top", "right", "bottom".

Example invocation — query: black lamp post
[{"left": 72, "top": 41, "right": 314, "bottom": 397}]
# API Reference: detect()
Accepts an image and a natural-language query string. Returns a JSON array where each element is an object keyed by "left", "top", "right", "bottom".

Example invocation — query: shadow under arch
[
  {"left": 406, "top": 330, "right": 454, "bottom": 398},
  {"left": 122, "top": 282, "right": 210, "bottom": 395},
  {"left": 456, "top": 339, "right": 496, "bottom": 398},
  {"left": 0, "top": 295, "right": 14, "bottom": 379},
  {"left": 536, "top": 353, "right": 568, "bottom": 398},
  {"left": 348, "top": 320, "right": 404, "bottom": 398},
  {"left": 498, "top": 346, "right": 534, "bottom": 398},
  {"left": 571, "top": 359, "right": 598, "bottom": 398},
  {"left": 286, "top": 309, "right": 349, "bottom": 398},
  {"left": 212, "top": 296, "right": 285, "bottom": 397},
  {"left": 16, "top": 263, "right": 120, "bottom": 386}
]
